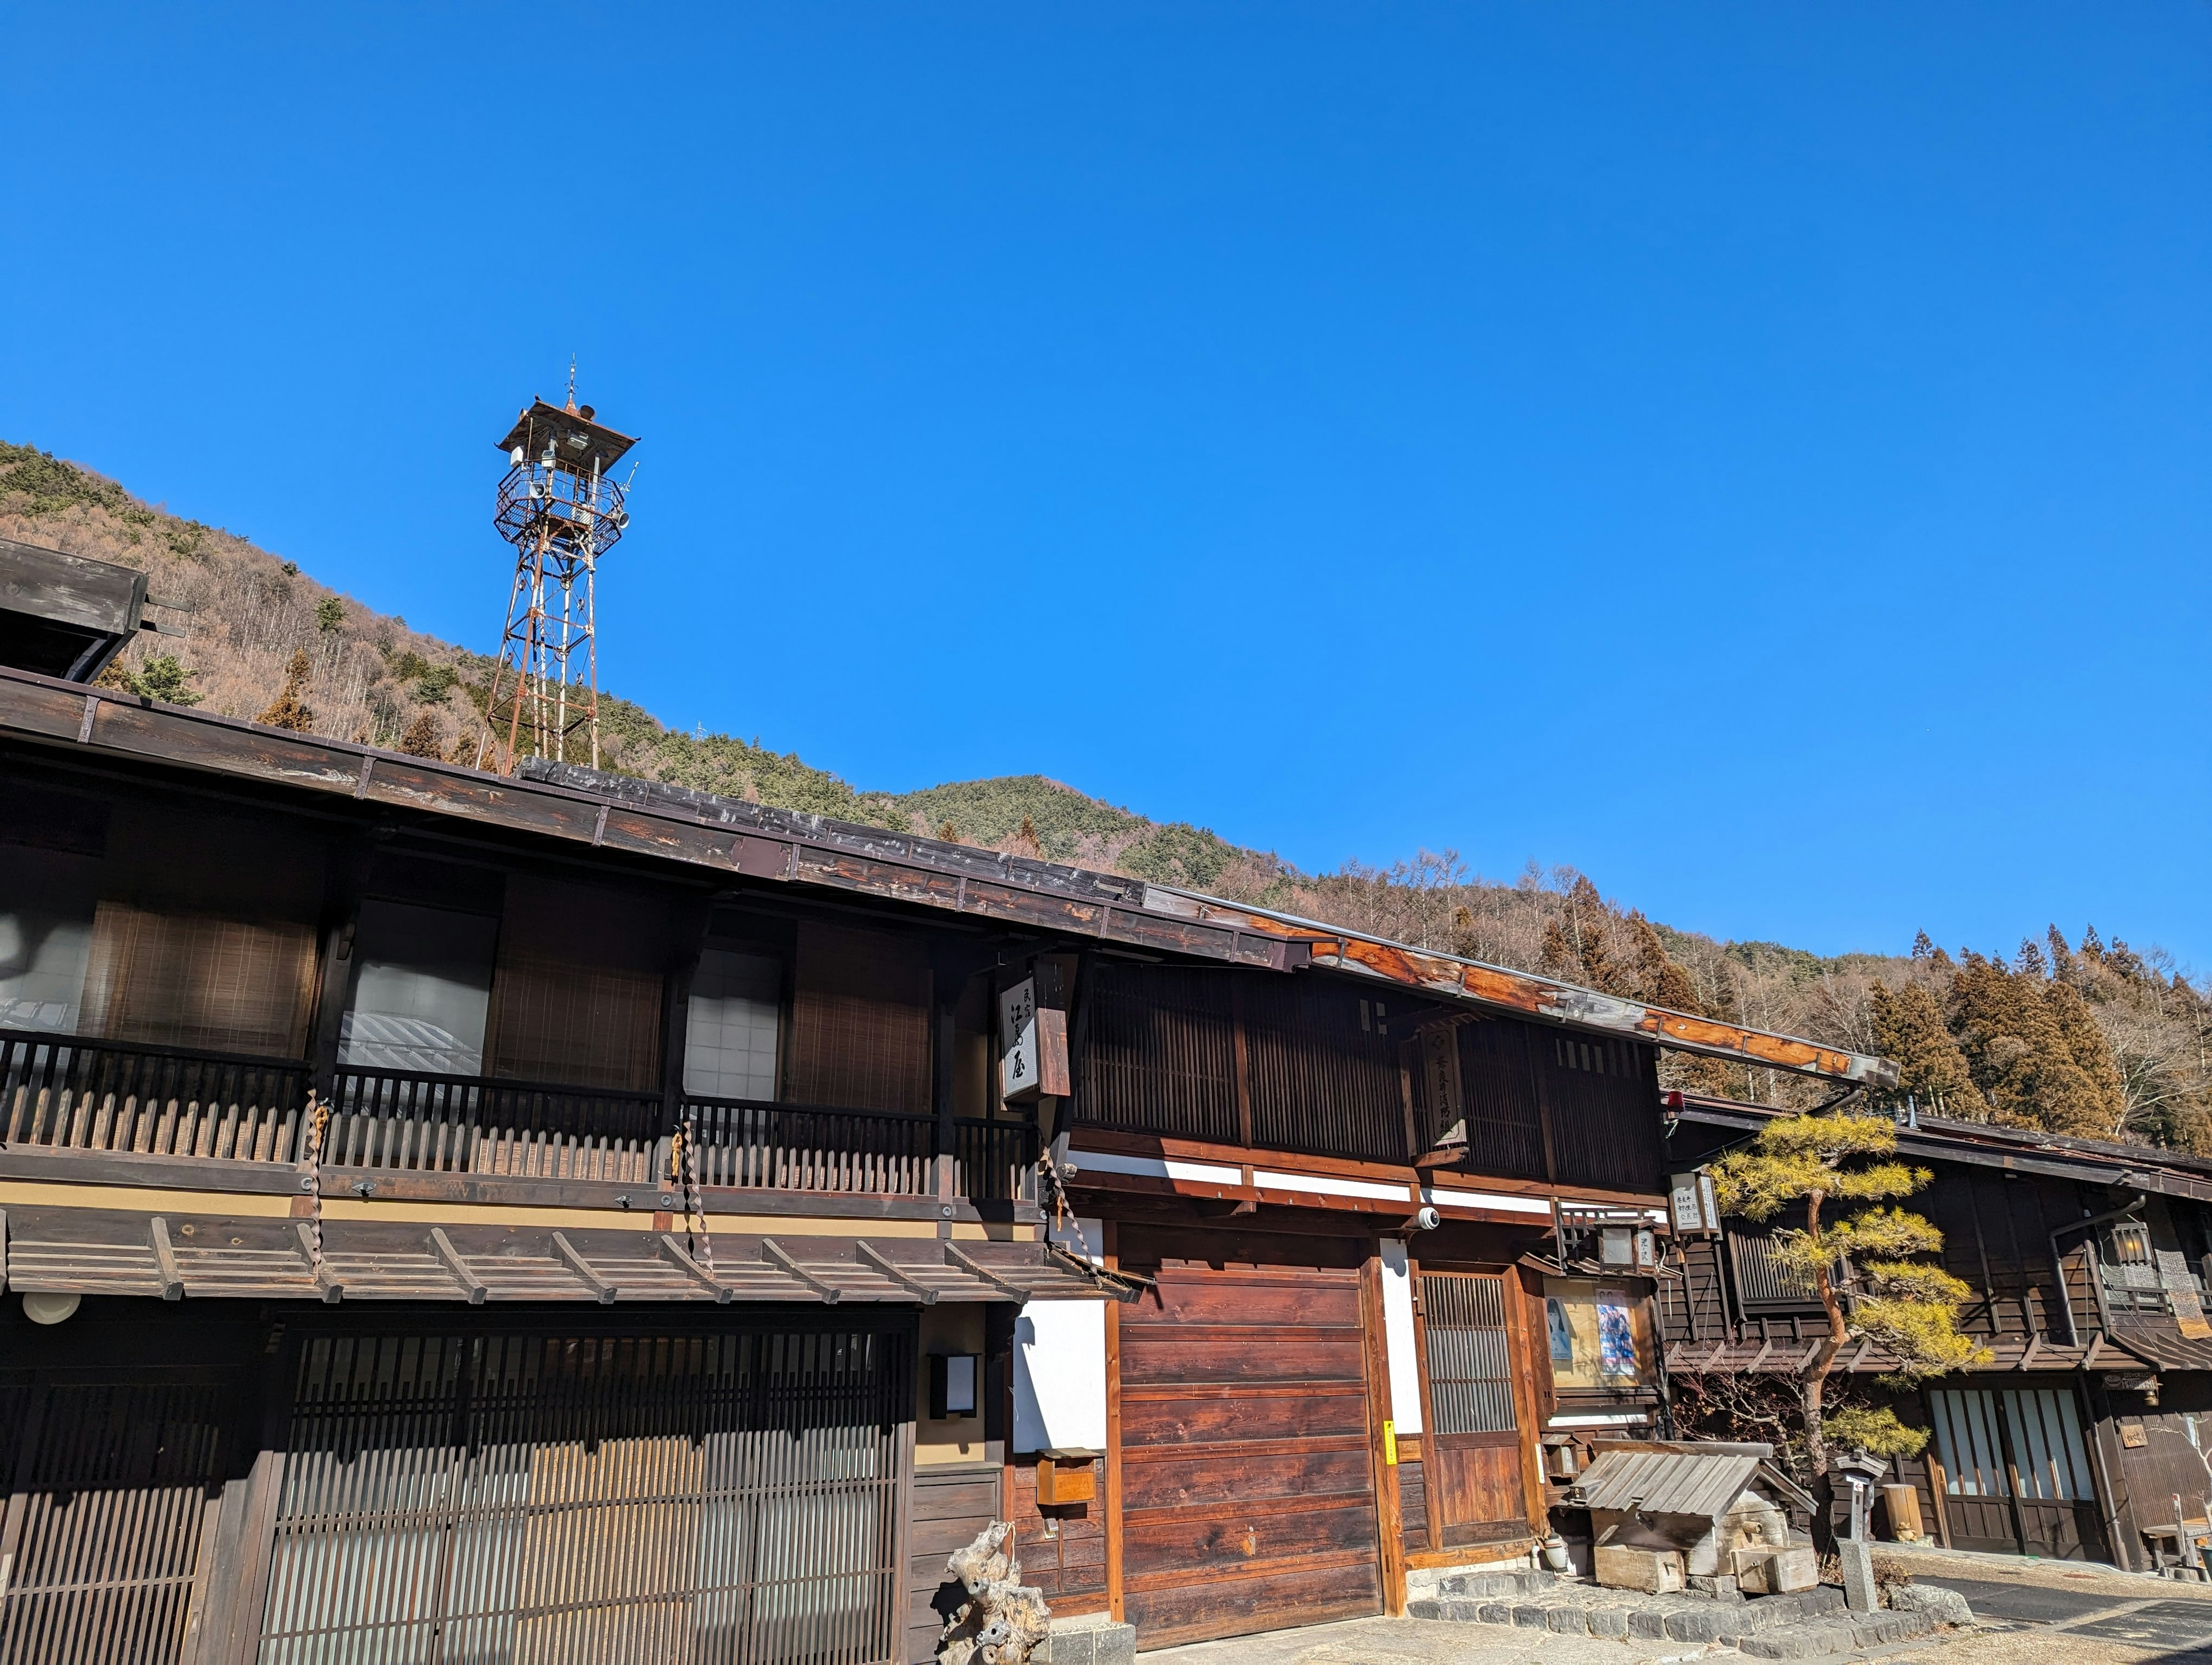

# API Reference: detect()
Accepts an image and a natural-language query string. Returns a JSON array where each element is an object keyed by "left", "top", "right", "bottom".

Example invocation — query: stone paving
[
  {"left": 1139, "top": 1546, "right": 2212, "bottom": 1665},
  {"left": 1405, "top": 1568, "right": 1929, "bottom": 1660}
]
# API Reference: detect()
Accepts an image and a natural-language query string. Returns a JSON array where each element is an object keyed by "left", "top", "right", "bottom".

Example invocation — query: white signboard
[
  {"left": 999, "top": 977, "right": 1039, "bottom": 1102},
  {"left": 1669, "top": 1171, "right": 1719, "bottom": 1235}
]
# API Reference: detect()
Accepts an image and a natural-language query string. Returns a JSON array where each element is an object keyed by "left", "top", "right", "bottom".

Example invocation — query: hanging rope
[
  {"left": 673, "top": 1116, "right": 714, "bottom": 1272},
  {"left": 300, "top": 1091, "right": 330, "bottom": 1267}
]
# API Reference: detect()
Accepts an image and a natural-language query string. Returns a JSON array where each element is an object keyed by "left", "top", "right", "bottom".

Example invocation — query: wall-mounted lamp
[
  {"left": 930, "top": 1353, "right": 979, "bottom": 1420},
  {"left": 22, "top": 1291, "right": 81, "bottom": 1326}
]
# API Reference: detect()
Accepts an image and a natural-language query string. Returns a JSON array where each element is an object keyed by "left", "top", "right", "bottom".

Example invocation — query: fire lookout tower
[{"left": 475, "top": 390, "right": 637, "bottom": 773}]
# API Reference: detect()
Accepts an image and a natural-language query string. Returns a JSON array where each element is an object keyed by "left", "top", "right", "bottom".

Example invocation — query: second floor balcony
[{"left": 0, "top": 1027, "right": 1039, "bottom": 1210}]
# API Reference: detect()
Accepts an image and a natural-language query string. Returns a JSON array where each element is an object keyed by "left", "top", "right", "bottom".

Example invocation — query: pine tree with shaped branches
[{"left": 1709, "top": 1112, "right": 1987, "bottom": 1481}]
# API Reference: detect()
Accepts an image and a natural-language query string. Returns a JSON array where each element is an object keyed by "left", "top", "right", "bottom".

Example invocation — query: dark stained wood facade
[
  {"left": 1664, "top": 1095, "right": 2212, "bottom": 1572},
  {"left": 0, "top": 663, "right": 1900, "bottom": 1657}
]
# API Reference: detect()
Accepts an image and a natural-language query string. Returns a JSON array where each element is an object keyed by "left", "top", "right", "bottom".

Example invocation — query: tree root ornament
[{"left": 938, "top": 1522, "right": 1051, "bottom": 1665}]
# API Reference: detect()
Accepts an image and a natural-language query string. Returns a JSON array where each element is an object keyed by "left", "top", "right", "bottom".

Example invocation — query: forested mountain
[{"left": 7, "top": 438, "right": 2207, "bottom": 1151}]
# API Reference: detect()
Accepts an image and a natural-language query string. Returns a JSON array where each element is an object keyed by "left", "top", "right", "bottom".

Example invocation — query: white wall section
[
  {"left": 1378, "top": 1239, "right": 1423, "bottom": 1433},
  {"left": 1013, "top": 1299, "right": 1108, "bottom": 1454}
]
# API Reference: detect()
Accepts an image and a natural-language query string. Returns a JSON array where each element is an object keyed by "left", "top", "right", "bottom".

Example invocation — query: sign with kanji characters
[{"left": 1000, "top": 977, "right": 1040, "bottom": 1102}]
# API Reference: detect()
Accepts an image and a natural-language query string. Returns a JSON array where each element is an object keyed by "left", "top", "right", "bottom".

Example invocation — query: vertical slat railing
[{"left": 0, "top": 1029, "right": 310, "bottom": 1162}]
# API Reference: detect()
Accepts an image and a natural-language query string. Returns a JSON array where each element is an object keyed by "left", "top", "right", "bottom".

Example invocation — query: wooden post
[
  {"left": 1924, "top": 1457, "right": 1953, "bottom": 1548},
  {"left": 1409, "top": 1255, "right": 1444, "bottom": 1554},
  {"left": 1501, "top": 1261, "right": 1550, "bottom": 1534},
  {"left": 934, "top": 1002, "right": 957, "bottom": 1202},
  {"left": 1104, "top": 1219, "right": 1126, "bottom": 1624},
  {"left": 1358, "top": 1252, "right": 1408, "bottom": 1615}
]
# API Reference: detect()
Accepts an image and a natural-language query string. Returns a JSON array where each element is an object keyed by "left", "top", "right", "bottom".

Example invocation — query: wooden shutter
[
  {"left": 0, "top": 1380, "right": 234, "bottom": 1665},
  {"left": 78, "top": 901, "right": 316, "bottom": 1058},
  {"left": 484, "top": 879, "right": 665, "bottom": 1091},
  {"left": 259, "top": 1325, "right": 913, "bottom": 1665},
  {"left": 783, "top": 923, "right": 929, "bottom": 1113}
]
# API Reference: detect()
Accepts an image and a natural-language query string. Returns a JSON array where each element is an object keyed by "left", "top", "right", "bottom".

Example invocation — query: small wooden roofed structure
[
  {"left": 0, "top": 536, "right": 150, "bottom": 681},
  {"left": 1566, "top": 1439, "right": 1817, "bottom": 1518},
  {"left": 0, "top": 661, "right": 1896, "bottom": 1087}
]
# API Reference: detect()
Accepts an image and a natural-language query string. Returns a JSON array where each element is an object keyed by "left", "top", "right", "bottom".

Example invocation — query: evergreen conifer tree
[
  {"left": 1868, "top": 980, "right": 1984, "bottom": 1118},
  {"left": 1710, "top": 1113, "right": 1984, "bottom": 1479}
]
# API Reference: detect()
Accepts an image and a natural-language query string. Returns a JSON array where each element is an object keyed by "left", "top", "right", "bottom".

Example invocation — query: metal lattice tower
[{"left": 475, "top": 386, "right": 638, "bottom": 773}]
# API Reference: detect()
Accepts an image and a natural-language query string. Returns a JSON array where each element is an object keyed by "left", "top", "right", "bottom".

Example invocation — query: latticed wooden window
[
  {"left": 1728, "top": 1229, "right": 1824, "bottom": 1311},
  {"left": 1421, "top": 1272, "right": 1517, "bottom": 1436}
]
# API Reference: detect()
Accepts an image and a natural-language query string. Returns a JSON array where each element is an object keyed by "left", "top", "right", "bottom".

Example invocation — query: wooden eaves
[
  {"left": 1679, "top": 1094, "right": 2212, "bottom": 1201},
  {"left": 0, "top": 663, "right": 1897, "bottom": 1088}
]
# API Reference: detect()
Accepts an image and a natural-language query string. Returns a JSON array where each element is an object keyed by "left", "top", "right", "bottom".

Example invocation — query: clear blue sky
[{"left": 3, "top": 6, "right": 2207, "bottom": 966}]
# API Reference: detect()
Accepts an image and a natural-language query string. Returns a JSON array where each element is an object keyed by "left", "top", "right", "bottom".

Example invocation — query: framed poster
[{"left": 1542, "top": 1277, "right": 1653, "bottom": 1389}]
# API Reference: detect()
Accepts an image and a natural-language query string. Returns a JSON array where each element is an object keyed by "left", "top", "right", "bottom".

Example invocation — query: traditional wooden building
[
  {"left": 0, "top": 657, "right": 1894, "bottom": 1662},
  {"left": 1662, "top": 1095, "right": 2212, "bottom": 1574}
]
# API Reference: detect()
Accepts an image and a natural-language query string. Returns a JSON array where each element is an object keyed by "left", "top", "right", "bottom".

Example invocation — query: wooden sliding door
[
  {"left": 1416, "top": 1272, "right": 1531, "bottom": 1548},
  {"left": 257, "top": 1323, "right": 913, "bottom": 1665},
  {"left": 0, "top": 1379, "right": 236, "bottom": 1665},
  {"left": 1118, "top": 1265, "right": 1382, "bottom": 1648}
]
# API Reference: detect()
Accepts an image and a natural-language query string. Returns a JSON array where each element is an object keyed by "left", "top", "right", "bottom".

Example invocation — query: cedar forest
[{"left": 7, "top": 437, "right": 2207, "bottom": 1152}]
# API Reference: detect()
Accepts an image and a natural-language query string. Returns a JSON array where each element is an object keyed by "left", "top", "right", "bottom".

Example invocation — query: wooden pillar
[
  {"left": 1502, "top": 1261, "right": 1550, "bottom": 1534},
  {"left": 1358, "top": 1252, "right": 1408, "bottom": 1615},
  {"left": 934, "top": 1002, "right": 957, "bottom": 1201},
  {"left": 1104, "top": 1219, "right": 1126, "bottom": 1624}
]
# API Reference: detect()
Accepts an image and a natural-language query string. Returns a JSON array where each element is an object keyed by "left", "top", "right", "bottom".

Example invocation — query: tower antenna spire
[{"left": 472, "top": 387, "right": 638, "bottom": 775}]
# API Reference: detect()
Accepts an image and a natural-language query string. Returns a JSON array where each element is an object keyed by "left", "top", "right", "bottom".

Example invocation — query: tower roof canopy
[{"left": 496, "top": 400, "right": 638, "bottom": 472}]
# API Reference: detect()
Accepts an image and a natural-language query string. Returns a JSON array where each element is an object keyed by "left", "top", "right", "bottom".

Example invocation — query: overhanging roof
[
  {"left": 0, "top": 664, "right": 1896, "bottom": 1087},
  {"left": 0, "top": 1207, "right": 1117, "bottom": 1306},
  {"left": 1677, "top": 1094, "right": 2212, "bottom": 1203}
]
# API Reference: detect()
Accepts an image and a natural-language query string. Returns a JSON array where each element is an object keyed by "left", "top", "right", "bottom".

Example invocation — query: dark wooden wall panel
[
  {"left": 786, "top": 923, "right": 931, "bottom": 1114},
  {"left": 1078, "top": 965, "right": 1240, "bottom": 1143},
  {"left": 1241, "top": 980, "right": 1404, "bottom": 1163},
  {"left": 906, "top": 1466, "right": 1001, "bottom": 1665},
  {"left": 1452, "top": 1020, "right": 1548, "bottom": 1182},
  {"left": 1006, "top": 1461, "right": 1107, "bottom": 1609},
  {"left": 1536, "top": 1030, "right": 1664, "bottom": 1194}
]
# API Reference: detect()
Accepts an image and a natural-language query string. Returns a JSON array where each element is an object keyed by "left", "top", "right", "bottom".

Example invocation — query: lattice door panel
[
  {"left": 1417, "top": 1271, "right": 1529, "bottom": 1548},
  {"left": 257, "top": 1326, "right": 912, "bottom": 1665},
  {"left": 0, "top": 1380, "right": 232, "bottom": 1665}
]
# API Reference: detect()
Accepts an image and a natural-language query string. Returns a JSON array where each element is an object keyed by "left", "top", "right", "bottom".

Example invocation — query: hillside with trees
[{"left": 7, "top": 438, "right": 2207, "bottom": 1151}]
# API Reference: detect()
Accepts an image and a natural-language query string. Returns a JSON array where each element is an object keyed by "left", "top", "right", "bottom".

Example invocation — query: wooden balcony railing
[
  {"left": 2, "top": 1031, "right": 1040, "bottom": 1204},
  {"left": 683, "top": 1097, "right": 937, "bottom": 1196},
  {"left": 1, "top": 1030, "right": 312, "bottom": 1162},
  {"left": 954, "top": 1116, "right": 1040, "bottom": 1205},
  {"left": 326, "top": 1066, "right": 666, "bottom": 1183}
]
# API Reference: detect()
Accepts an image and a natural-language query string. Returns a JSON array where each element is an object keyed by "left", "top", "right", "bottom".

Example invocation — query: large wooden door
[
  {"left": 1118, "top": 1266, "right": 1382, "bottom": 1648},
  {"left": 0, "top": 1380, "right": 234, "bottom": 1665},
  {"left": 1416, "top": 1272, "right": 1531, "bottom": 1548},
  {"left": 256, "top": 1324, "right": 912, "bottom": 1665}
]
